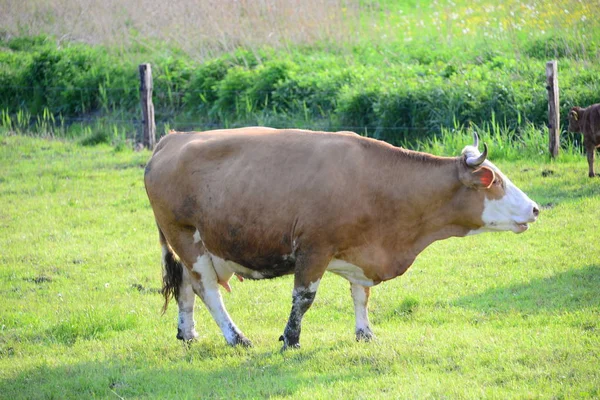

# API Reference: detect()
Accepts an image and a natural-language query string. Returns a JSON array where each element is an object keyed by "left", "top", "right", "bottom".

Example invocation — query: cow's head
[
  {"left": 567, "top": 106, "right": 582, "bottom": 133},
  {"left": 456, "top": 133, "right": 539, "bottom": 235}
]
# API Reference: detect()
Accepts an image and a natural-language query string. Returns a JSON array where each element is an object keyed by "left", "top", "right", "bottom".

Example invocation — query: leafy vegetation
[
  {"left": 1, "top": 0, "right": 599, "bottom": 145},
  {"left": 0, "top": 134, "right": 598, "bottom": 398}
]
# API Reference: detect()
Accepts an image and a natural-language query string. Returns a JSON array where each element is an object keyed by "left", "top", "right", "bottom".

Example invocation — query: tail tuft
[
  {"left": 158, "top": 227, "right": 183, "bottom": 314},
  {"left": 161, "top": 250, "right": 183, "bottom": 314}
]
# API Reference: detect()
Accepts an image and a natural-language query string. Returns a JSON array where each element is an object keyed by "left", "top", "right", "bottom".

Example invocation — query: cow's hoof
[
  {"left": 232, "top": 335, "right": 253, "bottom": 348},
  {"left": 355, "top": 328, "right": 375, "bottom": 342},
  {"left": 280, "top": 342, "right": 301, "bottom": 352},
  {"left": 177, "top": 329, "right": 199, "bottom": 342},
  {"left": 279, "top": 335, "right": 300, "bottom": 351}
]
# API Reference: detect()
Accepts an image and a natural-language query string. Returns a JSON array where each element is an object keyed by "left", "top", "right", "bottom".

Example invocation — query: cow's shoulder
[{"left": 589, "top": 104, "right": 600, "bottom": 126}]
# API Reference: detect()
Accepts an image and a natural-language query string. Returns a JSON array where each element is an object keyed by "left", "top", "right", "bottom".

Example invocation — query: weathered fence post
[
  {"left": 546, "top": 60, "right": 559, "bottom": 158},
  {"left": 139, "top": 63, "right": 156, "bottom": 149}
]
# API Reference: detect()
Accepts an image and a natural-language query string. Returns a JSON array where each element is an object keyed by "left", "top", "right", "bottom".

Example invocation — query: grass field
[{"left": 1, "top": 133, "right": 599, "bottom": 398}]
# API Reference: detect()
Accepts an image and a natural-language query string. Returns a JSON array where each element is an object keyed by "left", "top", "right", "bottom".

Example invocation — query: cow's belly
[
  {"left": 325, "top": 259, "right": 375, "bottom": 286},
  {"left": 210, "top": 254, "right": 375, "bottom": 287},
  {"left": 211, "top": 255, "right": 274, "bottom": 281}
]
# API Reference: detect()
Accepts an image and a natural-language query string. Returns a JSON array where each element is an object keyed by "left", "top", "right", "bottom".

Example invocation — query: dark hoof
[
  {"left": 232, "top": 335, "right": 253, "bottom": 348},
  {"left": 280, "top": 342, "right": 301, "bottom": 352},
  {"left": 355, "top": 328, "right": 375, "bottom": 342},
  {"left": 177, "top": 329, "right": 199, "bottom": 342},
  {"left": 279, "top": 335, "right": 300, "bottom": 351}
]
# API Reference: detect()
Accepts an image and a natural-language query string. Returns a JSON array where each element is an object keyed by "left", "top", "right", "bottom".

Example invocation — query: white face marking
[
  {"left": 193, "top": 230, "right": 201, "bottom": 244},
  {"left": 469, "top": 161, "right": 539, "bottom": 235},
  {"left": 326, "top": 259, "right": 374, "bottom": 287}
]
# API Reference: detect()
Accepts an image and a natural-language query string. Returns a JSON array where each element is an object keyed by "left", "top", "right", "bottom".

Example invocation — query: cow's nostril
[{"left": 533, "top": 206, "right": 539, "bottom": 217}]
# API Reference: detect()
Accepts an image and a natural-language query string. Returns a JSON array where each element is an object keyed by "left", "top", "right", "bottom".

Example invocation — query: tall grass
[
  {"left": 0, "top": 0, "right": 361, "bottom": 61},
  {"left": 1, "top": 0, "right": 596, "bottom": 61},
  {"left": 0, "top": 107, "right": 134, "bottom": 148},
  {"left": 417, "top": 123, "right": 582, "bottom": 162}
]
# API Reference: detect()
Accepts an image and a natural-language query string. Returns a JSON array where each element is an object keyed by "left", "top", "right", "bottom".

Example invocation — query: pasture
[{"left": 1, "top": 133, "right": 599, "bottom": 398}]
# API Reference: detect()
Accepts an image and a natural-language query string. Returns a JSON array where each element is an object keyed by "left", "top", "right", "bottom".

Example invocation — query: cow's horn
[
  {"left": 466, "top": 143, "right": 488, "bottom": 167},
  {"left": 472, "top": 132, "right": 479, "bottom": 149}
]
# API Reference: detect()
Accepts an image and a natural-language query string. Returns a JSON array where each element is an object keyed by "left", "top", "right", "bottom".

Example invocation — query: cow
[
  {"left": 143, "top": 127, "right": 539, "bottom": 350},
  {"left": 568, "top": 104, "right": 600, "bottom": 177}
]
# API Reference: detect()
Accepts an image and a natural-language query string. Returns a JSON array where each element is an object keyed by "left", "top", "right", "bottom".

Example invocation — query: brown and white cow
[
  {"left": 568, "top": 104, "right": 600, "bottom": 177},
  {"left": 144, "top": 127, "right": 539, "bottom": 350}
]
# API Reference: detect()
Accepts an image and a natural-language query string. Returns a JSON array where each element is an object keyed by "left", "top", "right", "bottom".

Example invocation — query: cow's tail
[{"left": 158, "top": 225, "right": 183, "bottom": 314}]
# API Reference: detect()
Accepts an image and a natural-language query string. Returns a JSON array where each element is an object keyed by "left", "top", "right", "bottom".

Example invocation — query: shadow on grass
[
  {"left": 0, "top": 347, "right": 360, "bottom": 399},
  {"left": 453, "top": 265, "right": 600, "bottom": 313}
]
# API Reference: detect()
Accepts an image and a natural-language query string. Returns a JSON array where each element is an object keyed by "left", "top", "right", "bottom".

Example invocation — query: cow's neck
[{"left": 368, "top": 152, "right": 471, "bottom": 280}]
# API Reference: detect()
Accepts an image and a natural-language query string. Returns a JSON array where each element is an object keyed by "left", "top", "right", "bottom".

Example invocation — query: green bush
[
  {"left": 248, "top": 59, "right": 295, "bottom": 110},
  {"left": 212, "top": 66, "right": 256, "bottom": 118},
  {"left": 337, "top": 85, "right": 380, "bottom": 133},
  {"left": 1, "top": 34, "right": 600, "bottom": 146},
  {"left": 184, "top": 58, "right": 231, "bottom": 115}
]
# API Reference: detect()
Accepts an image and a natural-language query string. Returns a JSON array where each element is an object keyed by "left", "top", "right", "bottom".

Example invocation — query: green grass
[{"left": 1, "top": 134, "right": 599, "bottom": 399}]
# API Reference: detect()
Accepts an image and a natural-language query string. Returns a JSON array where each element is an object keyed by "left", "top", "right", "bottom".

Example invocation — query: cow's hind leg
[
  {"left": 159, "top": 228, "right": 198, "bottom": 341},
  {"left": 190, "top": 254, "right": 252, "bottom": 347},
  {"left": 176, "top": 267, "right": 199, "bottom": 340},
  {"left": 162, "top": 226, "right": 251, "bottom": 347},
  {"left": 279, "top": 252, "right": 330, "bottom": 350},
  {"left": 351, "top": 283, "right": 375, "bottom": 342}
]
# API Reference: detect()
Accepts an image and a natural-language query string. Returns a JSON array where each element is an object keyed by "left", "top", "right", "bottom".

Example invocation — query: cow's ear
[{"left": 470, "top": 166, "right": 495, "bottom": 188}]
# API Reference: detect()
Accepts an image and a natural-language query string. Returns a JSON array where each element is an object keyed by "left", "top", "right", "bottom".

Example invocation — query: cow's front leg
[
  {"left": 191, "top": 254, "right": 252, "bottom": 347},
  {"left": 279, "top": 253, "right": 329, "bottom": 350},
  {"left": 585, "top": 141, "right": 596, "bottom": 177},
  {"left": 351, "top": 283, "right": 375, "bottom": 341}
]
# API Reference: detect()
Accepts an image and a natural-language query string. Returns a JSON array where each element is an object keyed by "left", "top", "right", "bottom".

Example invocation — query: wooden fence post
[
  {"left": 139, "top": 63, "right": 156, "bottom": 149},
  {"left": 546, "top": 60, "right": 559, "bottom": 158}
]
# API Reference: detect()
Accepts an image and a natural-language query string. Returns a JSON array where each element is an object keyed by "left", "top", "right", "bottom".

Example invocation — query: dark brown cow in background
[
  {"left": 568, "top": 103, "right": 600, "bottom": 177},
  {"left": 144, "top": 128, "right": 539, "bottom": 350}
]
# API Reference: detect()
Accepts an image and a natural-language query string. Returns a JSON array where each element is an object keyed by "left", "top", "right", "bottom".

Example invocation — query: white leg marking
[
  {"left": 192, "top": 255, "right": 245, "bottom": 345},
  {"left": 161, "top": 244, "right": 169, "bottom": 268},
  {"left": 351, "top": 283, "right": 372, "bottom": 337},
  {"left": 177, "top": 267, "right": 198, "bottom": 340},
  {"left": 293, "top": 279, "right": 321, "bottom": 296},
  {"left": 161, "top": 244, "right": 198, "bottom": 340}
]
